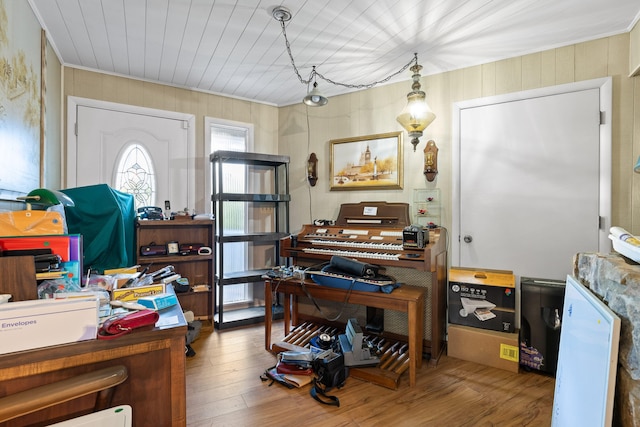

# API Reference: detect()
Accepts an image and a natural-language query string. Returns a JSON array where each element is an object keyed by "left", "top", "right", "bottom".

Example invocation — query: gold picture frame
[{"left": 330, "top": 131, "right": 403, "bottom": 191}]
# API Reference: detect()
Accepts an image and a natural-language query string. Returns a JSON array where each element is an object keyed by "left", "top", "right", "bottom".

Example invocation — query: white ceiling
[{"left": 29, "top": 0, "right": 640, "bottom": 107}]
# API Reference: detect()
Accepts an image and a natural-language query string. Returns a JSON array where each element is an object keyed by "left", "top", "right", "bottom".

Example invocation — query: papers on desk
[{"left": 156, "top": 315, "right": 181, "bottom": 328}]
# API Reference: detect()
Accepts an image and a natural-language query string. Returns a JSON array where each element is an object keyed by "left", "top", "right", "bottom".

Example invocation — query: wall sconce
[
  {"left": 307, "top": 152, "right": 318, "bottom": 186},
  {"left": 396, "top": 54, "right": 436, "bottom": 152},
  {"left": 423, "top": 140, "right": 438, "bottom": 181}
]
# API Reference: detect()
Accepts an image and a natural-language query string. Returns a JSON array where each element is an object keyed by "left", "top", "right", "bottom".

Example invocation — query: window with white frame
[{"left": 206, "top": 118, "right": 253, "bottom": 305}]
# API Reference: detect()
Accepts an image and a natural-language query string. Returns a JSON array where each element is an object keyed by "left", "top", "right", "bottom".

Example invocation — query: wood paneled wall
[
  {"left": 630, "top": 19, "right": 640, "bottom": 76},
  {"left": 43, "top": 38, "right": 61, "bottom": 191},
  {"left": 279, "top": 33, "right": 639, "bottom": 237}
]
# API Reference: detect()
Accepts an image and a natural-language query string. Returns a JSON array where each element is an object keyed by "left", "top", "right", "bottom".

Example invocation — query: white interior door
[
  {"left": 452, "top": 79, "right": 611, "bottom": 281},
  {"left": 67, "top": 98, "right": 195, "bottom": 212}
]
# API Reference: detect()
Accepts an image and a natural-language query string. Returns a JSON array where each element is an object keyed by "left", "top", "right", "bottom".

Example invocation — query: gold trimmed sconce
[
  {"left": 307, "top": 153, "right": 318, "bottom": 186},
  {"left": 424, "top": 140, "right": 438, "bottom": 181}
]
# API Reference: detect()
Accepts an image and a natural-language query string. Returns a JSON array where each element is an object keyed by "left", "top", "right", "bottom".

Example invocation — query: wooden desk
[
  {"left": 264, "top": 279, "right": 425, "bottom": 387},
  {"left": 0, "top": 302, "right": 187, "bottom": 427}
]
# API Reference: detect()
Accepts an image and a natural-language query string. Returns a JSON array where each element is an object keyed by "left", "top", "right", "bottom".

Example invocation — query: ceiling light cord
[
  {"left": 313, "top": 55, "right": 416, "bottom": 90},
  {"left": 278, "top": 18, "right": 312, "bottom": 85},
  {"left": 306, "top": 106, "right": 313, "bottom": 221},
  {"left": 277, "top": 17, "right": 418, "bottom": 90}
]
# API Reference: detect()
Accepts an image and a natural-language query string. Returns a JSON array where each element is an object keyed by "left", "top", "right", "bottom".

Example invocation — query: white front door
[
  {"left": 67, "top": 98, "right": 195, "bottom": 212},
  {"left": 453, "top": 79, "right": 611, "bottom": 281}
]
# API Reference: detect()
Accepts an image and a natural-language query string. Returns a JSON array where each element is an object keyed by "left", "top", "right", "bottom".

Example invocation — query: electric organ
[{"left": 280, "top": 201, "right": 448, "bottom": 363}]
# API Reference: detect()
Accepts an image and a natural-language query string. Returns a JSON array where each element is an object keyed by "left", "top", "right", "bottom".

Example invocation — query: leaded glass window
[{"left": 114, "top": 143, "right": 156, "bottom": 209}]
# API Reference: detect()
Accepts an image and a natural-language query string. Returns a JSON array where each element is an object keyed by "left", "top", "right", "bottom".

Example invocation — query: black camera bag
[{"left": 311, "top": 352, "right": 348, "bottom": 406}]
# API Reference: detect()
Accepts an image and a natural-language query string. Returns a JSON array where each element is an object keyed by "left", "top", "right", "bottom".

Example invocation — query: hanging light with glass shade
[{"left": 396, "top": 54, "right": 436, "bottom": 151}]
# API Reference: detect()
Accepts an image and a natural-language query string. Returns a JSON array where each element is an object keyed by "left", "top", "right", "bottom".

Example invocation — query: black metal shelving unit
[{"left": 210, "top": 150, "right": 290, "bottom": 329}]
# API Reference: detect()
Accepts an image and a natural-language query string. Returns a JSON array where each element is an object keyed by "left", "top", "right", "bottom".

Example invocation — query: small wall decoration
[
  {"left": 330, "top": 131, "right": 403, "bottom": 191},
  {"left": 423, "top": 140, "right": 438, "bottom": 181},
  {"left": 307, "top": 152, "right": 318, "bottom": 186}
]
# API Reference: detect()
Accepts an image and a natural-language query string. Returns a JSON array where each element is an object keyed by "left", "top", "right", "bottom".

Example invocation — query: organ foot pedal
[
  {"left": 271, "top": 322, "right": 340, "bottom": 353},
  {"left": 271, "top": 320, "right": 410, "bottom": 389}
]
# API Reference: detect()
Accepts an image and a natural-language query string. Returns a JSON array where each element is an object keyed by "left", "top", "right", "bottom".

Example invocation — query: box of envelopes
[
  {"left": 0, "top": 297, "right": 99, "bottom": 354},
  {"left": 448, "top": 267, "right": 516, "bottom": 332}
]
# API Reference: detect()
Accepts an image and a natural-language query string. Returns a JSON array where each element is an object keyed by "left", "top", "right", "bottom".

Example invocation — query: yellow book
[
  {"left": 104, "top": 265, "right": 140, "bottom": 275},
  {"left": 36, "top": 271, "right": 67, "bottom": 280}
]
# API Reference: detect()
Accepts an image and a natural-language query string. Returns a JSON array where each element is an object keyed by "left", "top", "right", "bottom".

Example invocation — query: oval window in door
[{"left": 114, "top": 143, "right": 157, "bottom": 209}]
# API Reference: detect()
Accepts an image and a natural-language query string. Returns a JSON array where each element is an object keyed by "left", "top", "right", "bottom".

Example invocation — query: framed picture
[{"left": 330, "top": 131, "right": 403, "bottom": 191}]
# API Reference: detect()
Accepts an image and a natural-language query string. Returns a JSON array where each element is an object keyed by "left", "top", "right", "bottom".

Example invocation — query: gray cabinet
[{"left": 210, "top": 151, "right": 290, "bottom": 329}]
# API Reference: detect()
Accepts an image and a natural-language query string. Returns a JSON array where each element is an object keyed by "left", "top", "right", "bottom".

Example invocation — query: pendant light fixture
[
  {"left": 302, "top": 67, "right": 328, "bottom": 107},
  {"left": 396, "top": 54, "right": 436, "bottom": 151},
  {"left": 272, "top": 6, "right": 416, "bottom": 109},
  {"left": 272, "top": 7, "right": 436, "bottom": 153}
]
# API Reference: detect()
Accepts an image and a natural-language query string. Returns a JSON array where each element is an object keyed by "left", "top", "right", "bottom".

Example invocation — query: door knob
[{"left": 463, "top": 235, "right": 473, "bottom": 243}]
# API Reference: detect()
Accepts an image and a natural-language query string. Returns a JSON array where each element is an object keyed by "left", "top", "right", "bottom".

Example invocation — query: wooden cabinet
[{"left": 135, "top": 220, "right": 215, "bottom": 319}]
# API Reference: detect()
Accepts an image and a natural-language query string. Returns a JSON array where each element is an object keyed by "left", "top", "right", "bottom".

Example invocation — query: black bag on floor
[
  {"left": 185, "top": 320, "right": 202, "bottom": 358},
  {"left": 310, "top": 352, "right": 348, "bottom": 407},
  {"left": 186, "top": 320, "right": 202, "bottom": 345}
]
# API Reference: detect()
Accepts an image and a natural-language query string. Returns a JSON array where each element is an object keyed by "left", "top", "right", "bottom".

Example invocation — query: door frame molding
[
  {"left": 66, "top": 96, "right": 196, "bottom": 208},
  {"left": 451, "top": 77, "right": 612, "bottom": 266}
]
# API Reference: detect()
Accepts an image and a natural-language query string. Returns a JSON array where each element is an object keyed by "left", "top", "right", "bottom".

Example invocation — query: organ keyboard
[
  {"left": 281, "top": 201, "right": 444, "bottom": 271},
  {"left": 279, "top": 201, "right": 449, "bottom": 365}
]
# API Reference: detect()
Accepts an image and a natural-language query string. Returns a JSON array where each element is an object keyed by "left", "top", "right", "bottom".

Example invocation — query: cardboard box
[
  {"left": 0, "top": 297, "right": 99, "bottom": 355},
  {"left": 137, "top": 292, "right": 178, "bottom": 310},
  {"left": 447, "top": 324, "right": 519, "bottom": 373},
  {"left": 448, "top": 267, "right": 516, "bottom": 332},
  {"left": 111, "top": 283, "right": 166, "bottom": 302}
]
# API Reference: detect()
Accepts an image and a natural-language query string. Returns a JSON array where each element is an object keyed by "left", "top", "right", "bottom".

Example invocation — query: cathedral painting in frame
[{"left": 330, "top": 131, "right": 403, "bottom": 191}]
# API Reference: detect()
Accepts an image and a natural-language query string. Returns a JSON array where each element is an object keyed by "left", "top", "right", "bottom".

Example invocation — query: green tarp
[{"left": 61, "top": 184, "right": 135, "bottom": 273}]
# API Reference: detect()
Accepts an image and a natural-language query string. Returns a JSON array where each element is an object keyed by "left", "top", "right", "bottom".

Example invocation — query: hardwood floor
[{"left": 185, "top": 321, "right": 555, "bottom": 426}]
